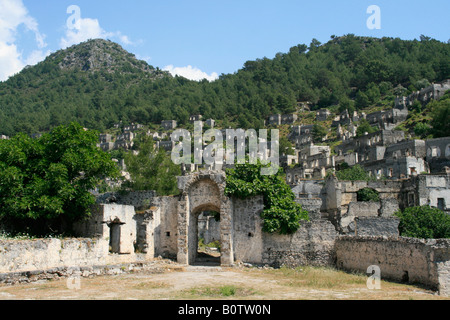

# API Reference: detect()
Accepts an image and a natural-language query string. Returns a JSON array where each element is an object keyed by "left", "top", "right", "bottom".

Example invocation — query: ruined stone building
[
  {"left": 396, "top": 79, "right": 450, "bottom": 108},
  {"left": 365, "top": 105, "right": 409, "bottom": 131},
  {"left": 124, "top": 123, "right": 144, "bottom": 132},
  {"left": 332, "top": 109, "right": 354, "bottom": 127},
  {"left": 161, "top": 120, "right": 177, "bottom": 130},
  {"left": 267, "top": 113, "right": 298, "bottom": 126},
  {"left": 1, "top": 168, "right": 449, "bottom": 295},
  {"left": 316, "top": 109, "right": 331, "bottom": 122}
]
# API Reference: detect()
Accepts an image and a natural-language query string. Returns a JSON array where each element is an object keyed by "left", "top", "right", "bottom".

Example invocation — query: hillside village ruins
[{"left": 1, "top": 80, "right": 450, "bottom": 296}]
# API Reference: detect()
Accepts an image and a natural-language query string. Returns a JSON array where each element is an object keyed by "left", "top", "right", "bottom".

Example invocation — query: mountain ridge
[{"left": 0, "top": 34, "right": 448, "bottom": 136}]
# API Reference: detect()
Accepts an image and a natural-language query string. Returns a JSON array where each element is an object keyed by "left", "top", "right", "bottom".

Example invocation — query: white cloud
[
  {"left": 60, "top": 17, "right": 138, "bottom": 49},
  {"left": 0, "top": 0, "right": 47, "bottom": 81},
  {"left": 0, "top": 0, "right": 46, "bottom": 47},
  {"left": 60, "top": 17, "right": 109, "bottom": 49},
  {"left": 25, "top": 49, "right": 51, "bottom": 66},
  {"left": 163, "top": 65, "right": 219, "bottom": 82},
  {"left": 0, "top": 42, "right": 23, "bottom": 81}
]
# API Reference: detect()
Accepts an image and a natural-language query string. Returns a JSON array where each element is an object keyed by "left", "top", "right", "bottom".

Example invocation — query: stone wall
[
  {"left": 335, "top": 236, "right": 450, "bottom": 296},
  {"left": 349, "top": 217, "right": 400, "bottom": 237},
  {"left": 426, "top": 137, "right": 450, "bottom": 173},
  {"left": 96, "top": 191, "right": 156, "bottom": 210},
  {"left": 0, "top": 238, "right": 109, "bottom": 274},
  {"left": 401, "top": 175, "right": 450, "bottom": 211},
  {"left": 232, "top": 195, "right": 338, "bottom": 267},
  {"left": 232, "top": 196, "right": 265, "bottom": 264},
  {"left": 74, "top": 204, "right": 136, "bottom": 255},
  {"left": 261, "top": 220, "right": 338, "bottom": 268},
  {"left": 152, "top": 196, "right": 179, "bottom": 259},
  {"left": 0, "top": 262, "right": 155, "bottom": 285}
]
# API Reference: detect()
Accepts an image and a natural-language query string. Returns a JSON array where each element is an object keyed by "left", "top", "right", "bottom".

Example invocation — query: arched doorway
[
  {"left": 190, "top": 206, "right": 221, "bottom": 266},
  {"left": 176, "top": 171, "right": 234, "bottom": 266}
]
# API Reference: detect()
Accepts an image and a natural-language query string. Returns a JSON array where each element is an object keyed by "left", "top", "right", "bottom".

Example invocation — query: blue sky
[{"left": 1, "top": 0, "right": 449, "bottom": 81}]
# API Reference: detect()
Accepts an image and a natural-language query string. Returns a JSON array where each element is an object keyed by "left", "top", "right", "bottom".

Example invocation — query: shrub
[
  {"left": 335, "top": 164, "right": 375, "bottom": 182},
  {"left": 395, "top": 206, "right": 450, "bottom": 239},
  {"left": 357, "top": 188, "right": 380, "bottom": 202},
  {"left": 225, "top": 160, "right": 309, "bottom": 235}
]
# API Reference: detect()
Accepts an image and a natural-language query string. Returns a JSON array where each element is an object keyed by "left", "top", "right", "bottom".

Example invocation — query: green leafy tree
[
  {"left": 312, "top": 124, "right": 328, "bottom": 143},
  {"left": 0, "top": 36, "right": 449, "bottom": 137},
  {"left": 225, "top": 160, "right": 309, "bottom": 235},
  {"left": 395, "top": 206, "right": 450, "bottom": 239},
  {"left": 338, "top": 96, "right": 355, "bottom": 113},
  {"left": 356, "top": 119, "right": 377, "bottom": 138},
  {"left": 123, "top": 136, "right": 181, "bottom": 196},
  {"left": 410, "top": 100, "right": 423, "bottom": 114},
  {"left": 357, "top": 188, "right": 380, "bottom": 202},
  {"left": 429, "top": 94, "right": 450, "bottom": 138},
  {"left": 0, "top": 122, "right": 119, "bottom": 235},
  {"left": 355, "top": 91, "right": 370, "bottom": 109},
  {"left": 279, "top": 136, "right": 295, "bottom": 156},
  {"left": 415, "top": 79, "right": 431, "bottom": 90},
  {"left": 335, "top": 164, "right": 375, "bottom": 181},
  {"left": 366, "top": 83, "right": 381, "bottom": 104},
  {"left": 414, "top": 122, "right": 431, "bottom": 138}
]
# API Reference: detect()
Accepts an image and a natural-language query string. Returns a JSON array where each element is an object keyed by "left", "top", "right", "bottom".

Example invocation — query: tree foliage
[
  {"left": 357, "top": 188, "right": 380, "bottom": 202},
  {"left": 0, "top": 122, "right": 119, "bottom": 235},
  {"left": 123, "top": 136, "right": 181, "bottom": 196},
  {"left": 429, "top": 91, "right": 450, "bottom": 138},
  {"left": 356, "top": 119, "right": 377, "bottom": 138},
  {"left": 395, "top": 206, "right": 450, "bottom": 239},
  {"left": 0, "top": 36, "right": 448, "bottom": 137},
  {"left": 335, "top": 164, "right": 376, "bottom": 181},
  {"left": 312, "top": 124, "right": 328, "bottom": 143},
  {"left": 225, "top": 160, "right": 309, "bottom": 235}
]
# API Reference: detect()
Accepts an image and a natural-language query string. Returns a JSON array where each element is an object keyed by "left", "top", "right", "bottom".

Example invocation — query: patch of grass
[
  {"left": 132, "top": 281, "right": 169, "bottom": 290},
  {"left": 198, "top": 238, "right": 221, "bottom": 252},
  {"left": 0, "top": 231, "right": 67, "bottom": 241},
  {"left": 184, "top": 285, "right": 256, "bottom": 299},
  {"left": 263, "top": 266, "right": 367, "bottom": 289},
  {"left": 220, "top": 285, "right": 237, "bottom": 296}
]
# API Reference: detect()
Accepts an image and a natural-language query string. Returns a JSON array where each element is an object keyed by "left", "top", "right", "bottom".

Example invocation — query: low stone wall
[
  {"left": 0, "top": 238, "right": 150, "bottom": 276},
  {"left": 0, "top": 239, "right": 109, "bottom": 274},
  {"left": 335, "top": 236, "right": 450, "bottom": 296},
  {"left": 0, "top": 261, "right": 176, "bottom": 285},
  {"left": 261, "top": 219, "right": 339, "bottom": 268},
  {"left": 349, "top": 217, "right": 400, "bottom": 237}
]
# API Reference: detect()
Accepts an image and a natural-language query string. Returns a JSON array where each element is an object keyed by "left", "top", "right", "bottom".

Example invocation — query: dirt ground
[{"left": 0, "top": 260, "right": 448, "bottom": 300}]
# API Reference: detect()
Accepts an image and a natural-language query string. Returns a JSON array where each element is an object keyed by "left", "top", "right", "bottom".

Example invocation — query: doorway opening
[
  {"left": 194, "top": 210, "right": 221, "bottom": 266},
  {"left": 108, "top": 218, "right": 123, "bottom": 254}
]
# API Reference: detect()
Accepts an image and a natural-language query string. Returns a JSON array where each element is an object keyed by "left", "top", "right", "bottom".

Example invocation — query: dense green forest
[{"left": 0, "top": 35, "right": 449, "bottom": 136}]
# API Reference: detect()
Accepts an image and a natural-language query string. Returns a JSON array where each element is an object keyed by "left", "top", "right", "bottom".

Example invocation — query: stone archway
[
  {"left": 176, "top": 171, "right": 234, "bottom": 266},
  {"left": 190, "top": 204, "right": 221, "bottom": 265}
]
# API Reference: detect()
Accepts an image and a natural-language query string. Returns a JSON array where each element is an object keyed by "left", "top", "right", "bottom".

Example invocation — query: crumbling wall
[
  {"left": 349, "top": 217, "right": 400, "bottom": 237},
  {"left": 232, "top": 196, "right": 265, "bottom": 264},
  {"left": 0, "top": 238, "right": 109, "bottom": 274},
  {"left": 153, "top": 196, "right": 179, "bottom": 259},
  {"left": 96, "top": 191, "right": 156, "bottom": 210},
  {"left": 261, "top": 220, "right": 338, "bottom": 268},
  {"left": 401, "top": 175, "right": 450, "bottom": 211},
  {"left": 232, "top": 195, "right": 337, "bottom": 267},
  {"left": 335, "top": 236, "right": 450, "bottom": 296}
]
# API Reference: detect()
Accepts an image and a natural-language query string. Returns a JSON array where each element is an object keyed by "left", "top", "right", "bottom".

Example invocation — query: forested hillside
[{"left": 0, "top": 35, "right": 448, "bottom": 136}]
